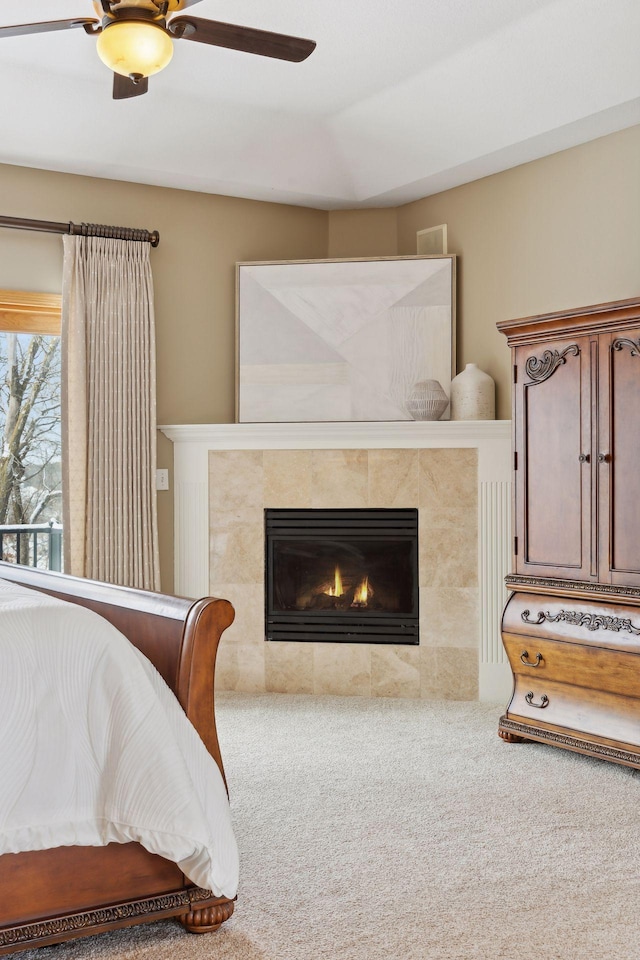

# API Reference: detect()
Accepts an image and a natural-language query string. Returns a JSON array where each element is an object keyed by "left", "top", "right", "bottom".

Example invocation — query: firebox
[{"left": 265, "top": 508, "right": 419, "bottom": 644}]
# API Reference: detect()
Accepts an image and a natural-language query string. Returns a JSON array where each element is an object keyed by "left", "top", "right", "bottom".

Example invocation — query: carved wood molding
[
  {"left": 524, "top": 344, "right": 579, "bottom": 384},
  {"left": 612, "top": 337, "right": 640, "bottom": 357},
  {"left": 505, "top": 575, "right": 640, "bottom": 601},
  {"left": 498, "top": 716, "right": 640, "bottom": 769},
  {"left": 181, "top": 899, "right": 235, "bottom": 933},
  {"left": 521, "top": 608, "right": 640, "bottom": 635},
  {"left": 0, "top": 887, "right": 218, "bottom": 948}
]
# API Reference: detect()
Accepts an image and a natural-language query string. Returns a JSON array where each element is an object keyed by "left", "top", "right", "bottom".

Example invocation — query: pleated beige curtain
[{"left": 61, "top": 235, "right": 161, "bottom": 591}]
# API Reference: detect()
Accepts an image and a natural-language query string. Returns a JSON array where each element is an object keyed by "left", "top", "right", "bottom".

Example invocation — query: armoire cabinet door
[
  {"left": 514, "top": 336, "right": 593, "bottom": 580},
  {"left": 598, "top": 329, "right": 640, "bottom": 587}
]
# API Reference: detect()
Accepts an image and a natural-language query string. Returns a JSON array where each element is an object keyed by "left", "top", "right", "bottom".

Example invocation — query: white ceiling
[{"left": 0, "top": 0, "right": 638, "bottom": 209}]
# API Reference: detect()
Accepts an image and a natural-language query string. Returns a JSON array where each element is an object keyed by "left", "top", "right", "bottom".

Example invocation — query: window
[{"left": 0, "top": 289, "right": 62, "bottom": 569}]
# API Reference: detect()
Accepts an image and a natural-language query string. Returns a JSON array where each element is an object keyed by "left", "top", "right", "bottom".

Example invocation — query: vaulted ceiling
[{"left": 0, "top": 0, "right": 638, "bottom": 208}]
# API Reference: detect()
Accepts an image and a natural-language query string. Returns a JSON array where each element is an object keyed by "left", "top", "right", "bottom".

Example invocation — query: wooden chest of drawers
[
  {"left": 498, "top": 298, "right": 640, "bottom": 769},
  {"left": 499, "top": 584, "right": 640, "bottom": 768}
]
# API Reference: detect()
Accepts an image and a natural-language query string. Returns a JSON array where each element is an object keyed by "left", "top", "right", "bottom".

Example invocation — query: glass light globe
[{"left": 96, "top": 20, "right": 173, "bottom": 79}]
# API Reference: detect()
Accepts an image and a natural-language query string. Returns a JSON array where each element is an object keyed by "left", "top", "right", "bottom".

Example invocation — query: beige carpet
[{"left": 16, "top": 693, "right": 640, "bottom": 960}]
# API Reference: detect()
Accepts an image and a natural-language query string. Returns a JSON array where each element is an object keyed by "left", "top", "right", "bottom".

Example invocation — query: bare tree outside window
[{"left": 0, "top": 332, "right": 62, "bottom": 567}]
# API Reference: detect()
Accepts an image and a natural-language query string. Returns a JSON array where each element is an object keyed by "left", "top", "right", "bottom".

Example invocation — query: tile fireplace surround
[{"left": 160, "top": 422, "right": 512, "bottom": 702}]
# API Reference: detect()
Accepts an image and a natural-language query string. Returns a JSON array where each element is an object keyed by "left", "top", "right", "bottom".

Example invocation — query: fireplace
[{"left": 265, "top": 508, "right": 419, "bottom": 644}]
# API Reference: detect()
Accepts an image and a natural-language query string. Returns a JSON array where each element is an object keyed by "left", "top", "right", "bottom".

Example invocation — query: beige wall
[
  {"left": 325, "top": 128, "right": 640, "bottom": 419},
  {"left": 0, "top": 164, "right": 327, "bottom": 590},
  {"left": 327, "top": 207, "right": 397, "bottom": 259},
  {"left": 396, "top": 125, "right": 640, "bottom": 418},
  {"left": 0, "top": 124, "right": 637, "bottom": 590}
]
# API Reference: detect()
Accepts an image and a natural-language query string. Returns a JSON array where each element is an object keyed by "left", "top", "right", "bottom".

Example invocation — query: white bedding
[{"left": 0, "top": 578, "right": 239, "bottom": 900}]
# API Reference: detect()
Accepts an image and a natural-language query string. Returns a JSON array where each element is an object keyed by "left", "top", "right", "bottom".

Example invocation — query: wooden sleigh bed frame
[{"left": 0, "top": 561, "right": 236, "bottom": 956}]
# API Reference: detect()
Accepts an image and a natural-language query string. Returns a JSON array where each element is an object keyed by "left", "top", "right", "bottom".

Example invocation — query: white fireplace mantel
[
  {"left": 160, "top": 420, "right": 513, "bottom": 701},
  {"left": 160, "top": 419, "right": 510, "bottom": 454}
]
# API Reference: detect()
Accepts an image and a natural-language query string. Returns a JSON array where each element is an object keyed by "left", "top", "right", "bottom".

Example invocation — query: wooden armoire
[{"left": 498, "top": 296, "right": 640, "bottom": 769}]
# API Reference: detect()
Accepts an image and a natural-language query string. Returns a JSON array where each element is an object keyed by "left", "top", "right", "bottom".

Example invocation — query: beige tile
[
  {"left": 216, "top": 636, "right": 269, "bottom": 693},
  {"left": 419, "top": 645, "right": 478, "bottom": 700},
  {"left": 313, "top": 643, "right": 371, "bottom": 696},
  {"left": 370, "top": 645, "right": 420, "bottom": 698},
  {"left": 368, "top": 449, "right": 419, "bottom": 507},
  {"left": 420, "top": 587, "right": 479, "bottom": 648},
  {"left": 418, "top": 646, "right": 440, "bottom": 699},
  {"left": 419, "top": 448, "right": 478, "bottom": 522},
  {"left": 209, "top": 450, "right": 263, "bottom": 512},
  {"left": 436, "top": 647, "right": 479, "bottom": 700},
  {"left": 214, "top": 640, "right": 238, "bottom": 691},
  {"left": 264, "top": 450, "right": 313, "bottom": 507},
  {"left": 209, "top": 512, "right": 264, "bottom": 584},
  {"left": 418, "top": 522, "right": 478, "bottom": 588},
  {"left": 311, "top": 450, "right": 368, "bottom": 508},
  {"left": 208, "top": 582, "right": 265, "bottom": 644},
  {"left": 265, "top": 642, "right": 314, "bottom": 694}
]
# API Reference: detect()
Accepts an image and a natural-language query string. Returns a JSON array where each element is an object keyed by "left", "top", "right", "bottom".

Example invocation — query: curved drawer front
[
  {"left": 503, "top": 591, "right": 640, "bottom": 654},
  {"left": 503, "top": 634, "right": 640, "bottom": 699},
  {"left": 509, "top": 676, "right": 640, "bottom": 747}
]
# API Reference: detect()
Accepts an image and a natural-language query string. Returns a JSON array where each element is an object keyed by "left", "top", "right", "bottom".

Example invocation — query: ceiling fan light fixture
[{"left": 96, "top": 19, "right": 173, "bottom": 78}]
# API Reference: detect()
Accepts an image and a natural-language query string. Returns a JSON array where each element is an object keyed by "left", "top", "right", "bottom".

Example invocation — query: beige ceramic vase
[
  {"left": 450, "top": 363, "right": 495, "bottom": 420},
  {"left": 405, "top": 379, "right": 449, "bottom": 421}
]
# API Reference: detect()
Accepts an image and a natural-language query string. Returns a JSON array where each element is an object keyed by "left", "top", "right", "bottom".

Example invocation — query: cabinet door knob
[
  {"left": 578, "top": 453, "right": 590, "bottom": 463},
  {"left": 598, "top": 453, "right": 611, "bottom": 463},
  {"left": 520, "top": 651, "right": 543, "bottom": 667},
  {"left": 525, "top": 692, "right": 549, "bottom": 709}
]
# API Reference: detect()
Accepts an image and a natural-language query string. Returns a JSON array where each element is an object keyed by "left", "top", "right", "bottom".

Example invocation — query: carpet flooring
[{"left": 15, "top": 693, "right": 640, "bottom": 960}]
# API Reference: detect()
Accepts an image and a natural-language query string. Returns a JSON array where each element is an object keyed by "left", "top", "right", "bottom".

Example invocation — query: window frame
[{"left": 0, "top": 288, "right": 61, "bottom": 335}]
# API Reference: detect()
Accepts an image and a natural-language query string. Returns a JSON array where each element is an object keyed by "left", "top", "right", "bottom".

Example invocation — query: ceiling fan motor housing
[{"left": 92, "top": 0, "right": 190, "bottom": 16}]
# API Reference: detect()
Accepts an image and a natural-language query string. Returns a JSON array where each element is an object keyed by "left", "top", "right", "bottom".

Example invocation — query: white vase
[
  {"left": 450, "top": 363, "right": 495, "bottom": 420},
  {"left": 405, "top": 380, "right": 449, "bottom": 421}
]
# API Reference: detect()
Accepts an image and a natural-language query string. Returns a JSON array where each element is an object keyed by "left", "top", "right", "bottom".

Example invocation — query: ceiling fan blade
[
  {"left": 168, "top": 16, "right": 316, "bottom": 62},
  {"left": 113, "top": 73, "right": 149, "bottom": 100},
  {"left": 0, "top": 18, "right": 99, "bottom": 40}
]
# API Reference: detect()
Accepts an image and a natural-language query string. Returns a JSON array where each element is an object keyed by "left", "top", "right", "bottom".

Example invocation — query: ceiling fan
[{"left": 0, "top": 0, "right": 316, "bottom": 99}]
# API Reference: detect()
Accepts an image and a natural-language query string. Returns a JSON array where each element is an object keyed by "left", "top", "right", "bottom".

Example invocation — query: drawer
[
  {"left": 503, "top": 591, "right": 640, "bottom": 655},
  {"left": 508, "top": 675, "right": 640, "bottom": 747},
  {"left": 503, "top": 633, "right": 640, "bottom": 699}
]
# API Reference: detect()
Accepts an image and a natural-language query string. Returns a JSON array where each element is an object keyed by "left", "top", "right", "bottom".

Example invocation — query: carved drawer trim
[{"left": 521, "top": 608, "right": 640, "bottom": 636}]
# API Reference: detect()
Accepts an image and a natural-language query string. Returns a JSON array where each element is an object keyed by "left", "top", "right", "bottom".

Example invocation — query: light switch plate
[{"left": 156, "top": 468, "right": 169, "bottom": 491}]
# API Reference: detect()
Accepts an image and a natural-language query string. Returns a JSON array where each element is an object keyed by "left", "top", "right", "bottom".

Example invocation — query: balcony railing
[{"left": 0, "top": 521, "right": 63, "bottom": 572}]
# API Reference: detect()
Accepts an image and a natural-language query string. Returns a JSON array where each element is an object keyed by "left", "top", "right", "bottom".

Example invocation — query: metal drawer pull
[
  {"left": 520, "top": 651, "right": 543, "bottom": 667},
  {"left": 598, "top": 452, "right": 611, "bottom": 463},
  {"left": 525, "top": 692, "right": 549, "bottom": 709},
  {"left": 578, "top": 453, "right": 590, "bottom": 463}
]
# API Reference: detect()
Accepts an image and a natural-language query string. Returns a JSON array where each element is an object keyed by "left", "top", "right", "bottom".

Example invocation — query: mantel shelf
[{"left": 159, "top": 420, "right": 511, "bottom": 449}]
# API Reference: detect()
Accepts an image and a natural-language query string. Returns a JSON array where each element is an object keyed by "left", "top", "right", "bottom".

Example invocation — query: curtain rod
[{"left": 0, "top": 215, "right": 160, "bottom": 248}]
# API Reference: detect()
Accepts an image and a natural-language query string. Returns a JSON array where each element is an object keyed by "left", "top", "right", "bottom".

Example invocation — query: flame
[
  {"left": 353, "top": 576, "right": 369, "bottom": 605},
  {"left": 327, "top": 566, "right": 343, "bottom": 597}
]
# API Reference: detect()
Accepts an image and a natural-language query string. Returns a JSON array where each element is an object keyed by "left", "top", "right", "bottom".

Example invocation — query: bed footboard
[{"left": 0, "top": 562, "right": 236, "bottom": 955}]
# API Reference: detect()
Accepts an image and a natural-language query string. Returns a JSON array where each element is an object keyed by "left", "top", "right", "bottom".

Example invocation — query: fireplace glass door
[{"left": 265, "top": 509, "right": 419, "bottom": 643}]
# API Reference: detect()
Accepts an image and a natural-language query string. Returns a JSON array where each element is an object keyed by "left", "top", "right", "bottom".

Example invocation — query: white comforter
[{"left": 0, "top": 578, "right": 239, "bottom": 899}]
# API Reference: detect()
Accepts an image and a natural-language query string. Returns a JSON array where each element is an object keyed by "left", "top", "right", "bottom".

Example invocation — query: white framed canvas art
[{"left": 236, "top": 255, "right": 456, "bottom": 423}]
